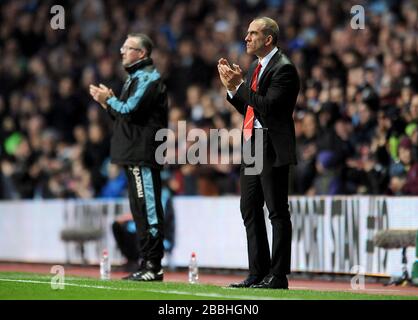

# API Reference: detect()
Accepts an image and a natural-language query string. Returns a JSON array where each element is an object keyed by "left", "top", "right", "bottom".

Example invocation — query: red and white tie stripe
[{"left": 243, "top": 63, "right": 262, "bottom": 141}]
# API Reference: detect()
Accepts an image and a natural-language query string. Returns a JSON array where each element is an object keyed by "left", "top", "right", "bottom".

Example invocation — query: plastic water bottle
[
  {"left": 100, "top": 249, "right": 111, "bottom": 280},
  {"left": 188, "top": 252, "right": 199, "bottom": 284}
]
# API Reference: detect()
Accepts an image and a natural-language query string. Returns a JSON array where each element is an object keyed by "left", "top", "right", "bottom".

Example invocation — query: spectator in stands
[
  {"left": 390, "top": 137, "right": 414, "bottom": 178},
  {"left": 294, "top": 111, "right": 318, "bottom": 194},
  {"left": 309, "top": 150, "right": 342, "bottom": 195},
  {"left": 408, "top": 125, "right": 418, "bottom": 162},
  {"left": 99, "top": 162, "right": 127, "bottom": 198},
  {"left": 82, "top": 123, "right": 110, "bottom": 195}
]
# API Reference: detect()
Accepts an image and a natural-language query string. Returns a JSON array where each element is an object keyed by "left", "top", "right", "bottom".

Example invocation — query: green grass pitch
[{"left": 0, "top": 272, "right": 417, "bottom": 300}]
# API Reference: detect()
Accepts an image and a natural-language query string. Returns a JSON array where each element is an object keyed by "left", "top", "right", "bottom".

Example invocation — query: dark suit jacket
[{"left": 227, "top": 48, "right": 300, "bottom": 167}]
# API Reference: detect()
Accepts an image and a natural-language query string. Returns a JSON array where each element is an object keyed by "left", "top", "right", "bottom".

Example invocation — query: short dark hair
[
  {"left": 128, "top": 33, "right": 154, "bottom": 56},
  {"left": 254, "top": 17, "right": 280, "bottom": 46}
]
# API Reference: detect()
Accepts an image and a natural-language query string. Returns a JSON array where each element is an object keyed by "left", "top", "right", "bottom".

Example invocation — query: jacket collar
[
  {"left": 257, "top": 48, "right": 282, "bottom": 87},
  {"left": 124, "top": 57, "right": 153, "bottom": 74},
  {"left": 258, "top": 47, "right": 279, "bottom": 69}
]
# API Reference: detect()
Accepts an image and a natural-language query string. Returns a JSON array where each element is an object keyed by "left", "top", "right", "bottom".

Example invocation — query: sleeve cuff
[
  {"left": 227, "top": 81, "right": 244, "bottom": 98},
  {"left": 106, "top": 96, "right": 117, "bottom": 107},
  {"left": 227, "top": 90, "right": 236, "bottom": 99}
]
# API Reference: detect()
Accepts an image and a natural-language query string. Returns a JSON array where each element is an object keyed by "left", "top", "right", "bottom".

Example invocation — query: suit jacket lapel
[
  {"left": 246, "top": 61, "right": 258, "bottom": 87},
  {"left": 242, "top": 61, "right": 258, "bottom": 112},
  {"left": 257, "top": 49, "right": 282, "bottom": 89}
]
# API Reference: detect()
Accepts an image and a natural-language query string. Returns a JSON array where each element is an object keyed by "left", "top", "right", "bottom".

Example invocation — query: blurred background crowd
[{"left": 1, "top": 0, "right": 418, "bottom": 199}]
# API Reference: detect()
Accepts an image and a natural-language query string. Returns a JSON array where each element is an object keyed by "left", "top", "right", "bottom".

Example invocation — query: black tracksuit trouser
[{"left": 124, "top": 165, "right": 165, "bottom": 269}]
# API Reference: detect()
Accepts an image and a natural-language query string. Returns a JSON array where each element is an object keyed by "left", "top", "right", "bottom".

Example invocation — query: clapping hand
[
  {"left": 217, "top": 58, "right": 243, "bottom": 90},
  {"left": 89, "top": 83, "right": 114, "bottom": 108}
]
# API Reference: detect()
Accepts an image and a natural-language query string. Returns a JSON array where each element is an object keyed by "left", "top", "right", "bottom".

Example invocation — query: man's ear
[
  {"left": 265, "top": 35, "right": 273, "bottom": 47},
  {"left": 139, "top": 49, "right": 147, "bottom": 60}
]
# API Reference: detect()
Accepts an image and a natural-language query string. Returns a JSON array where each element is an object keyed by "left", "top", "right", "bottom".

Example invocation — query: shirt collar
[
  {"left": 259, "top": 47, "right": 279, "bottom": 69},
  {"left": 124, "top": 57, "right": 153, "bottom": 74}
]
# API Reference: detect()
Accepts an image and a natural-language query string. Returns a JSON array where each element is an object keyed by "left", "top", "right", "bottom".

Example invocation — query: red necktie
[{"left": 243, "top": 63, "right": 262, "bottom": 141}]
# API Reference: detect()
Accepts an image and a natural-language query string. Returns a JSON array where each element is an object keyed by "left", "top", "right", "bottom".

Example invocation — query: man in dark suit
[{"left": 217, "top": 17, "right": 300, "bottom": 289}]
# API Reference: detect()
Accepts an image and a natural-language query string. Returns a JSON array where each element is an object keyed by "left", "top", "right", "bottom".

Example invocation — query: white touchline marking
[
  {"left": 0, "top": 278, "right": 292, "bottom": 300},
  {"left": 351, "top": 288, "right": 400, "bottom": 293},
  {"left": 291, "top": 285, "right": 400, "bottom": 293},
  {"left": 0, "top": 278, "right": 124, "bottom": 291}
]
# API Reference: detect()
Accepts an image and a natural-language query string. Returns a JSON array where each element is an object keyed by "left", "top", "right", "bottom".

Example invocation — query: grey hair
[{"left": 127, "top": 33, "right": 154, "bottom": 56}]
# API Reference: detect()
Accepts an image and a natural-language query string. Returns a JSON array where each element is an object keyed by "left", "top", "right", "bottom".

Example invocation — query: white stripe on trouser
[{"left": 141, "top": 167, "right": 158, "bottom": 237}]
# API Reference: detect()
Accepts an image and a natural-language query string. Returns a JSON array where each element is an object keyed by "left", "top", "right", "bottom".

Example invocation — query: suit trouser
[
  {"left": 124, "top": 165, "right": 165, "bottom": 268},
  {"left": 240, "top": 130, "right": 292, "bottom": 277}
]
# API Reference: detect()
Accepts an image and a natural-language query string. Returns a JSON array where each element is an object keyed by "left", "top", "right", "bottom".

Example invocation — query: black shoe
[
  {"left": 122, "top": 261, "right": 163, "bottom": 282},
  {"left": 122, "top": 268, "right": 164, "bottom": 281},
  {"left": 250, "top": 275, "right": 289, "bottom": 289},
  {"left": 229, "top": 275, "right": 264, "bottom": 288}
]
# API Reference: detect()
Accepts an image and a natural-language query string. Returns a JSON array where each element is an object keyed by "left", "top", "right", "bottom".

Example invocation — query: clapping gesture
[
  {"left": 89, "top": 84, "right": 115, "bottom": 109},
  {"left": 217, "top": 58, "right": 244, "bottom": 91}
]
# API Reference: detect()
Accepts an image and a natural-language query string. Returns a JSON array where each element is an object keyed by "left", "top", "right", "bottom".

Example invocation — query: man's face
[
  {"left": 120, "top": 37, "right": 143, "bottom": 67},
  {"left": 245, "top": 20, "right": 268, "bottom": 56}
]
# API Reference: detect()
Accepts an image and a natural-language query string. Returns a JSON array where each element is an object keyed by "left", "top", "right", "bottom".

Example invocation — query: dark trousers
[
  {"left": 124, "top": 165, "right": 165, "bottom": 268},
  {"left": 240, "top": 130, "right": 292, "bottom": 277}
]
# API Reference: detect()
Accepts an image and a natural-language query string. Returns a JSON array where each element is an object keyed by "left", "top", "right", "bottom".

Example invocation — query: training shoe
[
  {"left": 122, "top": 261, "right": 163, "bottom": 281},
  {"left": 123, "top": 269, "right": 164, "bottom": 281}
]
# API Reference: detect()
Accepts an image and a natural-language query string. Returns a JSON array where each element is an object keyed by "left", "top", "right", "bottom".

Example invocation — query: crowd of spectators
[{"left": 1, "top": 0, "right": 418, "bottom": 199}]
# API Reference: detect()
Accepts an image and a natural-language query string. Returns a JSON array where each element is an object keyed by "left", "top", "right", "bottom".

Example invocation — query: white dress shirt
[{"left": 228, "top": 46, "right": 279, "bottom": 128}]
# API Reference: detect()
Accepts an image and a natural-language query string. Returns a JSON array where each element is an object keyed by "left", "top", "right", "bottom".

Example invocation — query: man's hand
[
  {"left": 217, "top": 59, "right": 231, "bottom": 89},
  {"left": 89, "top": 83, "right": 114, "bottom": 108},
  {"left": 217, "top": 58, "right": 231, "bottom": 89},
  {"left": 217, "top": 58, "right": 244, "bottom": 90}
]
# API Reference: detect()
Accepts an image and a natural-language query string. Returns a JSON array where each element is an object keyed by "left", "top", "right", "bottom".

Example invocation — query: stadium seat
[{"left": 60, "top": 203, "right": 105, "bottom": 265}]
